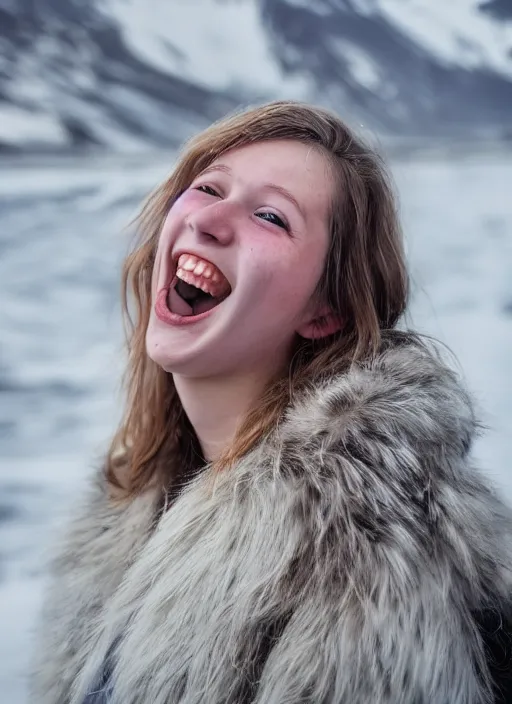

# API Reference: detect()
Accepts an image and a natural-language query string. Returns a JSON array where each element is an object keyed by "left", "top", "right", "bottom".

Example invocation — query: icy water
[{"left": 1, "top": 147, "right": 511, "bottom": 702}]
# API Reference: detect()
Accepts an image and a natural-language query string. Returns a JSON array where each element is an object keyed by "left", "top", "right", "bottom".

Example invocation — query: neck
[{"left": 173, "top": 370, "right": 276, "bottom": 463}]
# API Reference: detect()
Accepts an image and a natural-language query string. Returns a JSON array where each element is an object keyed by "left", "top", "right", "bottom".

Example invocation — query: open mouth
[{"left": 157, "top": 252, "right": 232, "bottom": 324}]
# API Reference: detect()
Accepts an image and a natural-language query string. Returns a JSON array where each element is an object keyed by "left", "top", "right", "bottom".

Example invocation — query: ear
[{"left": 296, "top": 304, "right": 343, "bottom": 340}]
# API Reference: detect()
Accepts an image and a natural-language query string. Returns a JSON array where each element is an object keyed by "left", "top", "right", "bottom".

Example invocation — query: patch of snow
[
  {"left": 328, "top": 38, "right": 383, "bottom": 92},
  {"left": 279, "top": 0, "right": 332, "bottom": 16},
  {"left": 0, "top": 104, "right": 67, "bottom": 147},
  {"left": 106, "top": 84, "right": 208, "bottom": 145},
  {"left": 347, "top": 0, "right": 375, "bottom": 16},
  {"left": 393, "top": 150, "right": 512, "bottom": 501},
  {"left": 98, "top": 0, "right": 312, "bottom": 98},
  {"left": 0, "top": 578, "right": 44, "bottom": 703},
  {"left": 378, "top": 0, "right": 512, "bottom": 78},
  {"left": 0, "top": 455, "right": 95, "bottom": 703}
]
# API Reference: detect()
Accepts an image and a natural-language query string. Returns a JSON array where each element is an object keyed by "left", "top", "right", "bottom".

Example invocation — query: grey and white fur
[{"left": 31, "top": 335, "right": 512, "bottom": 703}]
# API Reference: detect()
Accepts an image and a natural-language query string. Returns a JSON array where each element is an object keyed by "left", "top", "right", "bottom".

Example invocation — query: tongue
[
  {"left": 167, "top": 285, "right": 193, "bottom": 316},
  {"left": 167, "top": 284, "right": 220, "bottom": 317},
  {"left": 193, "top": 295, "right": 220, "bottom": 315}
]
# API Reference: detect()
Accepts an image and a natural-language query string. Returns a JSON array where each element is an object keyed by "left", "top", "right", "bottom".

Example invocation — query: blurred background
[{"left": 1, "top": 0, "right": 511, "bottom": 701}]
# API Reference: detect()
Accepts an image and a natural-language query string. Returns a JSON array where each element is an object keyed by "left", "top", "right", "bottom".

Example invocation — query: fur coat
[{"left": 31, "top": 336, "right": 512, "bottom": 703}]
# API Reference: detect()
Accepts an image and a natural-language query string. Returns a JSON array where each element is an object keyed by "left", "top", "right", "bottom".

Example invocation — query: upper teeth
[
  {"left": 178, "top": 253, "right": 221, "bottom": 282},
  {"left": 175, "top": 253, "right": 230, "bottom": 298}
]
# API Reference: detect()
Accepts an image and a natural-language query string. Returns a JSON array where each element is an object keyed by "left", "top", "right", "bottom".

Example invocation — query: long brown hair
[{"left": 107, "top": 101, "right": 409, "bottom": 500}]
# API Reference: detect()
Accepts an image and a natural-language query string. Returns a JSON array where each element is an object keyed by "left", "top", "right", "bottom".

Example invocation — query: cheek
[
  {"left": 154, "top": 199, "right": 188, "bottom": 262},
  {"left": 155, "top": 190, "right": 205, "bottom": 249},
  {"left": 160, "top": 204, "right": 181, "bottom": 239},
  {"left": 159, "top": 191, "right": 196, "bottom": 236},
  {"left": 248, "top": 247, "right": 322, "bottom": 316},
  {"left": 277, "top": 242, "right": 327, "bottom": 294},
  {"left": 171, "top": 189, "right": 204, "bottom": 215}
]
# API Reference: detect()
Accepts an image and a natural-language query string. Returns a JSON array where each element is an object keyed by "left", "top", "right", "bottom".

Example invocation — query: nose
[{"left": 185, "top": 199, "right": 238, "bottom": 245}]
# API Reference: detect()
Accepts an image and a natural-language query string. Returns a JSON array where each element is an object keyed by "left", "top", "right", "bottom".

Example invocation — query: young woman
[{"left": 32, "top": 101, "right": 512, "bottom": 703}]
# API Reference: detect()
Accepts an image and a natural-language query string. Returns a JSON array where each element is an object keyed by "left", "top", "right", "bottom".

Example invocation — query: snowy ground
[{"left": 0, "top": 145, "right": 511, "bottom": 702}]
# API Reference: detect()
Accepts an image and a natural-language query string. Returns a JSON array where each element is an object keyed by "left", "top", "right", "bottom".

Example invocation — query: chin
[
  {"left": 146, "top": 329, "right": 180, "bottom": 374},
  {"left": 145, "top": 323, "right": 207, "bottom": 377},
  {"left": 146, "top": 322, "right": 176, "bottom": 371}
]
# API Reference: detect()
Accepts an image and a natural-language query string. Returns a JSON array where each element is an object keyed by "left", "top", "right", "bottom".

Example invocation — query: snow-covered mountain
[{"left": 1, "top": 0, "right": 512, "bottom": 152}]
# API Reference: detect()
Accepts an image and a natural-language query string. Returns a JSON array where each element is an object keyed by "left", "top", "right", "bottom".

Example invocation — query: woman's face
[{"left": 146, "top": 139, "right": 334, "bottom": 379}]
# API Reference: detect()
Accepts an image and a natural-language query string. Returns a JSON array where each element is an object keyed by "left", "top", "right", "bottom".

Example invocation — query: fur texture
[{"left": 31, "top": 337, "right": 512, "bottom": 703}]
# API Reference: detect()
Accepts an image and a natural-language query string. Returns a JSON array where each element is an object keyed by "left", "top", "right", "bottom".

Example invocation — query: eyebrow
[{"left": 200, "top": 163, "right": 305, "bottom": 219}]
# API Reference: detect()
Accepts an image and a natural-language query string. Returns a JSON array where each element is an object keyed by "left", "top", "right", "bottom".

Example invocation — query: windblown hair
[{"left": 107, "top": 101, "right": 409, "bottom": 499}]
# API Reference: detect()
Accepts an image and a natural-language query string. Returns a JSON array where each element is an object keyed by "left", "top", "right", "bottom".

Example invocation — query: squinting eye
[
  {"left": 256, "top": 212, "right": 289, "bottom": 230},
  {"left": 195, "top": 184, "right": 219, "bottom": 197}
]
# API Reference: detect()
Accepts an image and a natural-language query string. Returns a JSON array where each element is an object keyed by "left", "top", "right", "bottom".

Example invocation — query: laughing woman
[{"left": 32, "top": 102, "right": 512, "bottom": 703}]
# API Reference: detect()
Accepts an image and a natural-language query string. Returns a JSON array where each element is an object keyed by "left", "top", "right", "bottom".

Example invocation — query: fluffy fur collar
[{"left": 32, "top": 336, "right": 512, "bottom": 704}]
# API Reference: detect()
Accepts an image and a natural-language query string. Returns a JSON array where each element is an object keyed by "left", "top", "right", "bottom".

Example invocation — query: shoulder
[
  {"left": 269, "top": 331, "right": 512, "bottom": 699},
  {"left": 278, "top": 330, "right": 512, "bottom": 599},
  {"left": 279, "top": 332, "right": 482, "bottom": 509},
  {"left": 284, "top": 331, "right": 476, "bottom": 462}
]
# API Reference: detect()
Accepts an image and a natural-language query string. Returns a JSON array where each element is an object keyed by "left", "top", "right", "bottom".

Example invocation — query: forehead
[{"left": 209, "top": 139, "right": 333, "bottom": 221}]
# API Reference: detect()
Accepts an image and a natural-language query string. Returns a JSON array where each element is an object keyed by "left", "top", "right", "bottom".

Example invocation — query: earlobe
[{"left": 296, "top": 306, "right": 343, "bottom": 340}]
